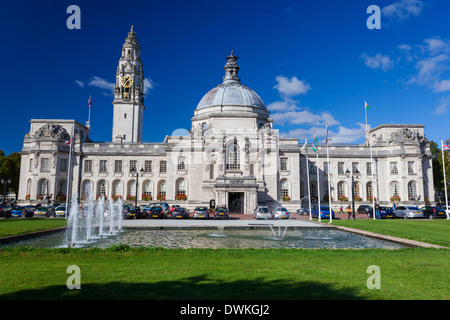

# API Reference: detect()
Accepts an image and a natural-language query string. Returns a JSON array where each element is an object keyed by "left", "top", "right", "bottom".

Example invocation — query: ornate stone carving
[{"left": 34, "top": 123, "right": 70, "bottom": 140}]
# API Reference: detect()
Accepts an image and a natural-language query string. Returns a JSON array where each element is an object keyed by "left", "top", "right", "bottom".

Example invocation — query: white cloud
[
  {"left": 434, "top": 79, "right": 450, "bottom": 93},
  {"left": 434, "top": 96, "right": 450, "bottom": 115},
  {"left": 74, "top": 80, "right": 85, "bottom": 88},
  {"left": 88, "top": 76, "right": 115, "bottom": 94},
  {"left": 267, "top": 100, "right": 298, "bottom": 112},
  {"left": 382, "top": 0, "right": 424, "bottom": 21},
  {"left": 361, "top": 53, "right": 394, "bottom": 72},
  {"left": 144, "top": 78, "right": 156, "bottom": 94},
  {"left": 271, "top": 110, "right": 339, "bottom": 127},
  {"left": 279, "top": 123, "right": 367, "bottom": 144},
  {"left": 274, "top": 76, "right": 311, "bottom": 97}
]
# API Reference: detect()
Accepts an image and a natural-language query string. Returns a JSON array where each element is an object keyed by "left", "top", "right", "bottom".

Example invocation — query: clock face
[{"left": 121, "top": 75, "right": 133, "bottom": 88}]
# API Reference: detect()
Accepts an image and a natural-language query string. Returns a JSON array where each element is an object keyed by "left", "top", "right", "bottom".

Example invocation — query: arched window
[
  {"left": 128, "top": 180, "right": 136, "bottom": 197},
  {"left": 226, "top": 138, "right": 240, "bottom": 170},
  {"left": 280, "top": 179, "right": 289, "bottom": 197},
  {"left": 177, "top": 179, "right": 186, "bottom": 196},
  {"left": 143, "top": 180, "right": 152, "bottom": 197},
  {"left": 366, "top": 182, "right": 373, "bottom": 199},
  {"left": 390, "top": 181, "right": 400, "bottom": 197},
  {"left": 408, "top": 181, "right": 417, "bottom": 200},
  {"left": 56, "top": 180, "right": 66, "bottom": 197},
  {"left": 38, "top": 179, "right": 49, "bottom": 198},
  {"left": 158, "top": 180, "right": 166, "bottom": 200},
  {"left": 338, "top": 181, "right": 347, "bottom": 198},
  {"left": 113, "top": 180, "right": 122, "bottom": 197},
  {"left": 98, "top": 180, "right": 107, "bottom": 197},
  {"left": 353, "top": 182, "right": 360, "bottom": 198},
  {"left": 82, "top": 180, "right": 91, "bottom": 197}
]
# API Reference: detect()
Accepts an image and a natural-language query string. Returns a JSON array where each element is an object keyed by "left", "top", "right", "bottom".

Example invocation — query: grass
[
  {"left": 330, "top": 219, "right": 450, "bottom": 247},
  {"left": 0, "top": 246, "right": 448, "bottom": 300},
  {"left": 0, "top": 218, "right": 449, "bottom": 300},
  {"left": 0, "top": 219, "right": 67, "bottom": 237}
]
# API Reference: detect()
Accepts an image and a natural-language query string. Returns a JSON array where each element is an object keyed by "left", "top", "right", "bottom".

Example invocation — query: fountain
[{"left": 64, "top": 191, "right": 123, "bottom": 247}]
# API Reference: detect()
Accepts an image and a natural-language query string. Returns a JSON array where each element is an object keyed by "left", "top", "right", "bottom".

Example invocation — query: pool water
[{"left": 3, "top": 228, "right": 408, "bottom": 249}]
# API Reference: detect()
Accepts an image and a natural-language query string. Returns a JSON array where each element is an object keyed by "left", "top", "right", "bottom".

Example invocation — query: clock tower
[{"left": 112, "top": 26, "right": 145, "bottom": 143}]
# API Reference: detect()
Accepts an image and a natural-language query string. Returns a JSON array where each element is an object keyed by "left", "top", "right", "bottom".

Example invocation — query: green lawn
[
  {"left": 0, "top": 219, "right": 67, "bottom": 237},
  {"left": 330, "top": 219, "right": 450, "bottom": 247},
  {"left": 0, "top": 246, "right": 448, "bottom": 300}
]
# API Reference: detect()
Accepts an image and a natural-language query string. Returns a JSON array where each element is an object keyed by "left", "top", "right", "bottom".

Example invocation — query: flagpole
[
  {"left": 87, "top": 95, "right": 91, "bottom": 129},
  {"left": 326, "top": 124, "right": 332, "bottom": 223},
  {"left": 441, "top": 140, "right": 449, "bottom": 219},
  {"left": 365, "top": 101, "right": 377, "bottom": 220},
  {"left": 64, "top": 130, "right": 73, "bottom": 219},
  {"left": 315, "top": 134, "right": 321, "bottom": 222},
  {"left": 304, "top": 138, "right": 312, "bottom": 220}
]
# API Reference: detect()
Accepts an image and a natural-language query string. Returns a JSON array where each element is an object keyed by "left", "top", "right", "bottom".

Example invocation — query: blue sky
[{"left": 1, "top": 0, "right": 449, "bottom": 155}]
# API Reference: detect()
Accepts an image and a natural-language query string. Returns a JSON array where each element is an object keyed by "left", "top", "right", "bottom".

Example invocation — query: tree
[
  {"left": 0, "top": 150, "right": 21, "bottom": 201},
  {"left": 430, "top": 139, "right": 450, "bottom": 202}
]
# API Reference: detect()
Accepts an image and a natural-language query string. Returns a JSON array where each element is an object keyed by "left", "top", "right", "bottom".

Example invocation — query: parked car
[
  {"left": 10, "top": 206, "right": 23, "bottom": 217},
  {"left": 214, "top": 206, "right": 229, "bottom": 219},
  {"left": 421, "top": 206, "right": 447, "bottom": 219},
  {"left": 33, "top": 206, "right": 55, "bottom": 217},
  {"left": 393, "top": 206, "right": 423, "bottom": 219},
  {"left": 378, "top": 206, "right": 394, "bottom": 219},
  {"left": 171, "top": 205, "right": 180, "bottom": 213},
  {"left": 150, "top": 202, "right": 170, "bottom": 213},
  {"left": 357, "top": 205, "right": 373, "bottom": 216},
  {"left": 149, "top": 206, "right": 168, "bottom": 219},
  {"left": 297, "top": 207, "right": 309, "bottom": 215},
  {"left": 273, "top": 207, "right": 290, "bottom": 219},
  {"left": 0, "top": 205, "right": 12, "bottom": 217},
  {"left": 193, "top": 206, "right": 209, "bottom": 219},
  {"left": 123, "top": 206, "right": 142, "bottom": 219},
  {"left": 172, "top": 207, "right": 189, "bottom": 219},
  {"left": 253, "top": 206, "right": 272, "bottom": 219},
  {"left": 55, "top": 204, "right": 70, "bottom": 218},
  {"left": 311, "top": 205, "right": 335, "bottom": 219},
  {"left": 21, "top": 205, "right": 36, "bottom": 218}
]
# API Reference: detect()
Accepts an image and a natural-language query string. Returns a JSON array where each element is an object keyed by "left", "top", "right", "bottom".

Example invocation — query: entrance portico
[{"left": 214, "top": 175, "right": 258, "bottom": 214}]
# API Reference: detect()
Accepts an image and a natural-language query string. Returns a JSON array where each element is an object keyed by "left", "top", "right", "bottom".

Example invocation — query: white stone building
[{"left": 17, "top": 27, "right": 435, "bottom": 213}]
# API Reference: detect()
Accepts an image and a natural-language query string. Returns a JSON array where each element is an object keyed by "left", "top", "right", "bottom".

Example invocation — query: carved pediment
[{"left": 34, "top": 123, "right": 70, "bottom": 140}]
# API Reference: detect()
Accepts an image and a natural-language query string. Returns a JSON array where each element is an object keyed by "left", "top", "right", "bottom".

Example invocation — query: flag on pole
[
  {"left": 65, "top": 137, "right": 74, "bottom": 146},
  {"left": 312, "top": 135, "right": 318, "bottom": 153},
  {"left": 325, "top": 124, "right": 329, "bottom": 146},
  {"left": 365, "top": 100, "right": 369, "bottom": 109},
  {"left": 88, "top": 95, "right": 92, "bottom": 108},
  {"left": 443, "top": 141, "right": 450, "bottom": 151},
  {"left": 301, "top": 137, "right": 307, "bottom": 152}
]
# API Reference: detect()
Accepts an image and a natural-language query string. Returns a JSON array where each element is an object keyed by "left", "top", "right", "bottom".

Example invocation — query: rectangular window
[
  {"left": 338, "top": 162, "right": 344, "bottom": 174},
  {"left": 115, "top": 160, "right": 122, "bottom": 173},
  {"left": 309, "top": 161, "right": 316, "bottom": 174},
  {"left": 408, "top": 161, "right": 415, "bottom": 174},
  {"left": 130, "top": 160, "right": 137, "bottom": 173},
  {"left": 59, "top": 159, "right": 68, "bottom": 172},
  {"left": 41, "top": 158, "right": 49, "bottom": 172},
  {"left": 352, "top": 162, "right": 359, "bottom": 174},
  {"left": 280, "top": 158, "right": 288, "bottom": 171},
  {"left": 84, "top": 160, "right": 93, "bottom": 173},
  {"left": 160, "top": 160, "right": 167, "bottom": 173},
  {"left": 29, "top": 159, "right": 33, "bottom": 172},
  {"left": 99, "top": 160, "right": 108, "bottom": 173},
  {"left": 178, "top": 157, "right": 186, "bottom": 170},
  {"left": 144, "top": 160, "right": 152, "bottom": 173},
  {"left": 324, "top": 162, "right": 329, "bottom": 174},
  {"left": 366, "top": 162, "right": 372, "bottom": 176},
  {"left": 390, "top": 162, "right": 398, "bottom": 174}
]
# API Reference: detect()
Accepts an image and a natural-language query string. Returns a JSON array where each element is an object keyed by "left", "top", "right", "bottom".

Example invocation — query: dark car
[
  {"left": 123, "top": 206, "right": 142, "bottom": 219},
  {"left": 149, "top": 206, "right": 167, "bottom": 219},
  {"left": 421, "top": 206, "right": 447, "bottom": 219},
  {"left": 0, "top": 205, "right": 12, "bottom": 218},
  {"left": 33, "top": 206, "right": 55, "bottom": 217},
  {"left": 379, "top": 206, "right": 394, "bottom": 219},
  {"left": 171, "top": 205, "right": 180, "bottom": 213},
  {"left": 214, "top": 207, "right": 229, "bottom": 220},
  {"left": 172, "top": 207, "right": 189, "bottom": 219},
  {"left": 357, "top": 205, "right": 373, "bottom": 216}
]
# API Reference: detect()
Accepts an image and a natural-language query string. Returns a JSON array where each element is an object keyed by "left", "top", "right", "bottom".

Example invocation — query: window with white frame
[
  {"left": 115, "top": 160, "right": 122, "bottom": 173},
  {"left": 160, "top": 160, "right": 167, "bottom": 173},
  {"left": 59, "top": 159, "right": 68, "bottom": 172},
  {"left": 226, "top": 139, "right": 240, "bottom": 170},
  {"left": 177, "top": 179, "right": 186, "bottom": 196},
  {"left": 338, "top": 162, "right": 344, "bottom": 174},
  {"left": 366, "top": 162, "right": 372, "bottom": 176},
  {"left": 145, "top": 160, "right": 152, "bottom": 173},
  {"left": 408, "top": 161, "right": 415, "bottom": 174},
  {"left": 84, "top": 160, "right": 93, "bottom": 173},
  {"left": 41, "top": 158, "right": 49, "bottom": 172},
  {"left": 280, "top": 179, "right": 289, "bottom": 197},
  {"left": 130, "top": 160, "right": 137, "bottom": 173},
  {"left": 280, "top": 158, "right": 288, "bottom": 171},
  {"left": 99, "top": 160, "right": 108, "bottom": 173},
  {"left": 143, "top": 181, "right": 152, "bottom": 197},
  {"left": 338, "top": 181, "right": 346, "bottom": 198},
  {"left": 390, "top": 162, "right": 398, "bottom": 174},
  {"left": 390, "top": 181, "right": 400, "bottom": 197},
  {"left": 178, "top": 157, "right": 186, "bottom": 170}
]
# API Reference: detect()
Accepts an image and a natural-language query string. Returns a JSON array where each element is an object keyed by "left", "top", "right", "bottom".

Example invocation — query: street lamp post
[
  {"left": 346, "top": 168, "right": 360, "bottom": 219},
  {"left": 130, "top": 167, "right": 144, "bottom": 208},
  {"left": 1, "top": 178, "right": 11, "bottom": 205}
]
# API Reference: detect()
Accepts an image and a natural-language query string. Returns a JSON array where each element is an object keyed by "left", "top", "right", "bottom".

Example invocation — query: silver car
[
  {"left": 393, "top": 206, "right": 423, "bottom": 219},
  {"left": 253, "top": 206, "right": 273, "bottom": 219},
  {"left": 273, "top": 207, "right": 290, "bottom": 219},
  {"left": 193, "top": 206, "right": 210, "bottom": 219}
]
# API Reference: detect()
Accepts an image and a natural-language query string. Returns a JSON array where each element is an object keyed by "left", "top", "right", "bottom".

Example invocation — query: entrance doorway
[{"left": 229, "top": 192, "right": 244, "bottom": 214}]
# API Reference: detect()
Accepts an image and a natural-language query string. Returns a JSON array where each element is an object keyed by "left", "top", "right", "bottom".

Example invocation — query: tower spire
[{"left": 223, "top": 50, "right": 240, "bottom": 84}]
